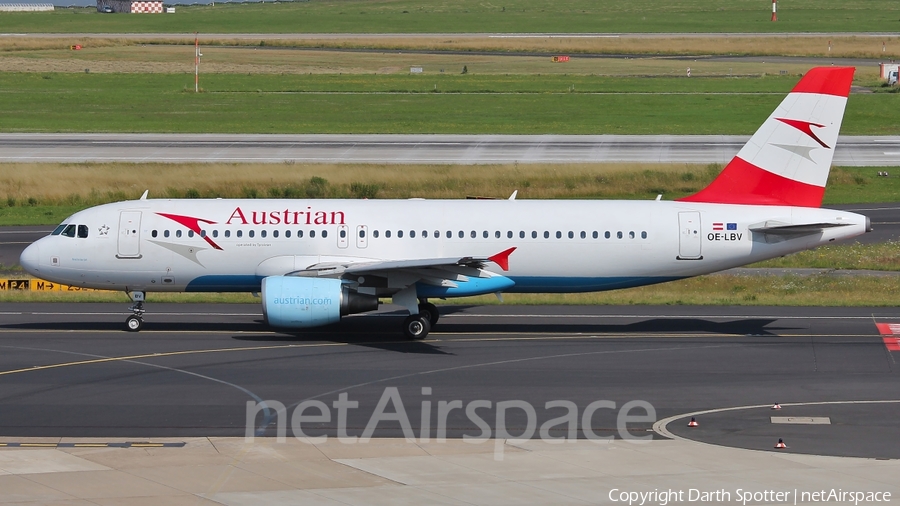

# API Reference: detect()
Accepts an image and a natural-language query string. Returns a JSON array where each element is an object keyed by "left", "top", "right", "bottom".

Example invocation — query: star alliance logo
[{"left": 99, "top": 224, "right": 110, "bottom": 236}]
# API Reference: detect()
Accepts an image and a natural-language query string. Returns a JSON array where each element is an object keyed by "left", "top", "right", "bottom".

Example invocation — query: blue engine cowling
[{"left": 261, "top": 276, "right": 378, "bottom": 329}]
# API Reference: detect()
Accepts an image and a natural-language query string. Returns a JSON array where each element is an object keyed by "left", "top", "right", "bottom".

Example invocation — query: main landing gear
[
  {"left": 402, "top": 300, "right": 440, "bottom": 340},
  {"left": 125, "top": 291, "right": 145, "bottom": 332}
]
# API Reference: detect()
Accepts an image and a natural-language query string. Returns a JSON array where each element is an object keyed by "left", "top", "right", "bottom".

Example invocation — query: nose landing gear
[{"left": 125, "top": 291, "right": 145, "bottom": 332}]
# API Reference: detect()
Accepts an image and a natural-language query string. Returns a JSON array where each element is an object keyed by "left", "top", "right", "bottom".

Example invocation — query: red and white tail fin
[{"left": 678, "top": 67, "right": 854, "bottom": 208}]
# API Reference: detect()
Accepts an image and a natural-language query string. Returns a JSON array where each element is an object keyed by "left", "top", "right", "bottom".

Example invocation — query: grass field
[
  {"left": 2, "top": 0, "right": 899, "bottom": 34},
  {"left": 0, "top": 72, "right": 897, "bottom": 135},
  {"left": 1, "top": 163, "right": 898, "bottom": 226}
]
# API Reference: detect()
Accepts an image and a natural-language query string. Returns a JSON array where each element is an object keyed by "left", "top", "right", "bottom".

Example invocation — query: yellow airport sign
[{"left": 0, "top": 278, "right": 114, "bottom": 293}]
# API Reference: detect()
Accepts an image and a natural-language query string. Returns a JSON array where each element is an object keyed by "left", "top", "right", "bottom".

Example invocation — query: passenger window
[
  {"left": 188, "top": 230, "right": 194, "bottom": 238},
  {"left": 297, "top": 230, "right": 303, "bottom": 238},
  {"left": 273, "top": 230, "right": 279, "bottom": 238},
  {"left": 398, "top": 230, "right": 404, "bottom": 238},
  {"left": 483, "top": 231, "right": 489, "bottom": 239},
  {"left": 373, "top": 230, "right": 379, "bottom": 238},
  {"left": 605, "top": 231, "right": 611, "bottom": 239},
  {"left": 519, "top": 231, "right": 525, "bottom": 239},
  {"left": 434, "top": 230, "right": 439, "bottom": 238},
  {"left": 212, "top": 230, "right": 218, "bottom": 238},
  {"left": 52, "top": 224, "right": 67, "bottom": 235},
  {"left": 617, "top": 231, "right": 623, "bottom": 239},
  {"left": 458, "top": 231, "right": 464, "bottom": 239},
  {"left": 360, "top": 230, "right": 366, "bottom": 238},
  {"left": 225, "top": 230, "right": 230, "bottom": 238},
  {"left": 61, "top": 225, "right": 76, "bottom": 237},
  {"left": 340, "top": 229, "right": 347, "bottom": 238},
  {"left": 237, "top": 230, "right": 242, "bottom": 238},
  {"left": 285, "top": 230, "right": 291, "bottom": 238},
  {"left": 580, "top": 231, "right": 586, "bottom": 239},
  {"left": 543, "top": 231, "right": 549, "bottom": 239},
  {"left": 593, "top": 231, "right": 598, "bottom": 239},
  {"left": 249, "top": 230, "right": 255, "bottom": 238},
  {"left": 446, "top": 230, "right": 452, "bottom": 239},
  {"left": 164, "top": 230, "right": 170, "bottom": 238},
  {"left": 409, "top": 230, "right": 415, "bottom": 238},
  {"left": 532, "top": 231, "right": 537, "bottom": 239},
  {"left": 568, "top": 231, "right": 574, "bottom": 239},
  {"left": 422, "top": 230, "right": 427, "bottom": 238},
  {"left": 78, "top": 225, "right": 89, "bottom": 238},
  {"left": 507, "top": 231, "right": 513, "bottom": 239},
  {"left": 641, "top": 231, "right": 648, "bottom": 239},
  {"left": 176, "top": 230, "right": 182, "bottom": 238},
  {"left": 386, "top": 230, "right": 392, "bottom": 238},
  {"left": 471, "top": 230, "right": 477, "bottom": 238},
  {"left": 200, "top": 230, "right": 207, "bottom": 238},
  {"left": 310, "top": 230, "right": 316, "bottom": 238},
  {"left": 556, "top": 231, "right": 562, "bottom": 239},
  {"left": 494, "top": 231, "right": 500, "bottom": 239},
  {"left": 322, "top": 230, "right": 327, "bottom": 238},
  {"left": 152, "top": 230, "right": 158, "bottom": 238},
  {"left": 261, "top": 230, "right": 267, "bottom": 238},
  {"left": 629, "top": 231, "right": 635, "bottom": 239}
]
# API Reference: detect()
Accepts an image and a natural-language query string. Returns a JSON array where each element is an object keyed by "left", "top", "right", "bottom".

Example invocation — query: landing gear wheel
[
  {"left": 417, "top": 302, "right": 440, "bottom": 326},
  {"left": 402, "top": 314, "right": 431, "bottom": 340},
  {"left": 125, "top": 315, "right": 143, "bottom": 332}
]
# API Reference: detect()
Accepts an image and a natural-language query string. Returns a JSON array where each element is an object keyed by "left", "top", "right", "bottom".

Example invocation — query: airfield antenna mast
[
  {"left": 195, "top": 33, "right": 199, "bottom": 93},
  {"left": 771, "top": 0, "right": 777, "bottom": 21}
]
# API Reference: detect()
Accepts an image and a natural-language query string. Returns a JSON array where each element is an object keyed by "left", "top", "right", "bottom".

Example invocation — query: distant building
[
  {"left": 0, "top": 3, "right": 54, "bottom": 11},
  {"left": 97, "top": 0, "right": 162, "bottom": 13}
]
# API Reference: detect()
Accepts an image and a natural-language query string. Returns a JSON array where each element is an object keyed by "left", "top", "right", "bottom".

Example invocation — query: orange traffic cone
[
  {"left": 687, "top": 417, "right": 699, "bottom": 427},
  {"left": 771, "top": 403, "right": 782, "bottom": 410},
  {"left": 774, "top": 438, "right": 786, "bottom": 449}
]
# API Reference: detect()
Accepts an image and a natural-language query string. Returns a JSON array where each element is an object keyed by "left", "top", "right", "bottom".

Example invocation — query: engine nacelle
[{"left": 261, "top": 276, "right": 378, "bottom": 329}]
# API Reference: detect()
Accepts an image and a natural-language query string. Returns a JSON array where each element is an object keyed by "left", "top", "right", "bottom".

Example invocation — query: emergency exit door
[
  {"left": 117, "top": 211, "right": 142, "bottom": 258},
  {"left": 677, "top": 211, "right": 702, "bottom": 260}
]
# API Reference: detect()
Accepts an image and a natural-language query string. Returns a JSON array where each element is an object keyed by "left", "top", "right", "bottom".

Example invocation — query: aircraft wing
[{"left": 290, "top": 247, "right": 516, "bottom": 279}]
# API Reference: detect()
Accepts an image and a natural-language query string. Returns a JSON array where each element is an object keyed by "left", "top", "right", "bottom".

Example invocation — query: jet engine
[{"left": 261, "top": 276, "right": 378, "bottom": 329}]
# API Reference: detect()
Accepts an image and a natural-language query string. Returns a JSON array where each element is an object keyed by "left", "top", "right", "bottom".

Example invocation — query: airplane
[{"left": 19, "top": 67, "right": 869, "bottom": 339}]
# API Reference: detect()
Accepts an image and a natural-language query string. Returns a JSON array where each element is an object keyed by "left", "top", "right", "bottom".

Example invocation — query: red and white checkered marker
[
  {"left": 875, "top": 323, "right": 900, "bottom": 351},
  {"left": 771, "top": 403, "right": 782, "bottom": 410},
  {"left": 687, "top": 417, "right": 699, "bottom": 427},
  {"left": 131, "top": 1, "right": 162, "bottom": 13},
  {"left": 775, "top": 438, "right": 787, "bottom": 449}
]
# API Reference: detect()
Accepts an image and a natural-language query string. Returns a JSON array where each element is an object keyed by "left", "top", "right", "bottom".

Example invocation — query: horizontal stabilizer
[{"left": 749, "top": 222, "right": 851, "bottom": 236}]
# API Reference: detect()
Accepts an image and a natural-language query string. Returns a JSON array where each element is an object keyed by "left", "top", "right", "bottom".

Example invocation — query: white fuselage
[{"left": 20, "top": 198, "right": 868, "bottom": 296}]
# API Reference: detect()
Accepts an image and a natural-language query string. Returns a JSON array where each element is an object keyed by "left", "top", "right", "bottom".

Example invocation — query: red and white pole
[
  {"left": 194, "top": 33, "right": 199, "bottom": 93},
  {"left": 771, "top": 0, "right": 777, "bottom": 21}
]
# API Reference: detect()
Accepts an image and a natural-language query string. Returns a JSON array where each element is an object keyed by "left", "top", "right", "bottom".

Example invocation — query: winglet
[{"left": 488, "top": 247, "right": 516, "bottom": 271}]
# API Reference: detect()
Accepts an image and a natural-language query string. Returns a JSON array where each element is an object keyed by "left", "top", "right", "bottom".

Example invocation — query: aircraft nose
[{"left": 19, "top": 242, "right": 41, "bottom": 276}]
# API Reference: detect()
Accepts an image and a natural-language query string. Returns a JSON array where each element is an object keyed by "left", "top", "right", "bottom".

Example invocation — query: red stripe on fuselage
[
  {"left": 676, "top": 157, "right": 825, "bottom": 207},
  {"left": 789, "top": 67, "right": 854, "bottom": 97}
]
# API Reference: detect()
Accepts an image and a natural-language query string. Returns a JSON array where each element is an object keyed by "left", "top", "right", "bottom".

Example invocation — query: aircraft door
[
  {"left": 356, "top": 225, "right": 368, "bottom": 249},
  {"left": 337, "top": 225, "right": 349, "bottom": 249},
  {"left": 117, "top": 211, "right": 142, "bottom": 258},
  {"left": 677, "top": 211, "right": 702, "bottom": 260}
]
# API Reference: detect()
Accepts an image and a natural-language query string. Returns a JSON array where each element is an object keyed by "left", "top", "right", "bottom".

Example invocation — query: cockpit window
[
  {"left": 52, "top": 224, "right": 67, "bottom": 236},
  {"left": 77, "top": 225, "right": 89, "bottom": 238},
  {"left": 61, "top": 224, "right": 76, "bottom": 238}
]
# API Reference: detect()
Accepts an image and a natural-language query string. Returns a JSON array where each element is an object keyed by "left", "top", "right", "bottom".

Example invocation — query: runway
[
  {"left": 2, "top": 134, "right": 899, "bottom": 166},
  {"left": 0, "top": 303, "right": 897, "bottom": 459}
]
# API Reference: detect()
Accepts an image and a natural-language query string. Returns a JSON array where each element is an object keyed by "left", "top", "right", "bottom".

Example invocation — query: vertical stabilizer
[{"left": 678, "top": 67, "right": 854, "bottom": 207}]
